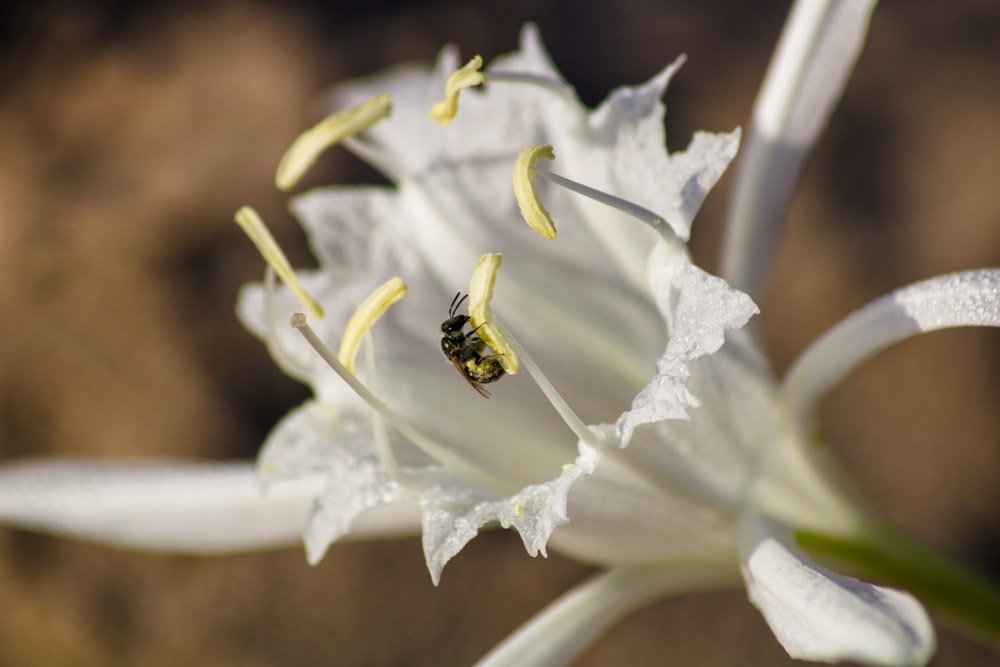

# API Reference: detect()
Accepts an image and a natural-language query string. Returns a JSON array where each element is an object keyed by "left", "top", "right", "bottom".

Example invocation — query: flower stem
[{"left": 797, "top": 522, "right": 1000, "bottom": 646}]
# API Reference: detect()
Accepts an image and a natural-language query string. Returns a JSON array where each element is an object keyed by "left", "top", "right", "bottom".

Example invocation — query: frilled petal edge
[
  {"left": 614, "top": 240, "right": 758, "bottom": 446},
  {"left": 583, "top": 56, "right": 740, "bottom": 242},
  {"left": 257, "top": 400, "right": 420, "bottom": 564},
  {"left": 738, "top": 511, "right": 935, "bottom": 666},
  {"left": 417, "top": 442, "right": 601, "bottom": 585}
]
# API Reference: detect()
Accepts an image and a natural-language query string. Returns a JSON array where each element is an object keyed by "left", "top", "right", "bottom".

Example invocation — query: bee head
[{"left": 441, "top": 314, "right": 469, "bottom": 334}]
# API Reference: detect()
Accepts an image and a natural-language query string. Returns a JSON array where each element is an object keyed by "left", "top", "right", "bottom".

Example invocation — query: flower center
[{"left": 239, "top": 69, "right": 690, "bottom": 498}]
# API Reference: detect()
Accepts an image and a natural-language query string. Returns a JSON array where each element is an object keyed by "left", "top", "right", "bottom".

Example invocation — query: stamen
[
  {"left": 534, "top": 168, "right": 666, "bottom": 231},
  {"left": 512, "top": 145, "right": 558, "bottom": 239},
  {"left": 512, "top": 145, "right": 672, "bottom": 240},
  {"left": 491, "top": 316, "right": 604, "bottom": 453},
  {"left": 428, "top": 56, "right": 486, "bottom": 126},
  {"left": 235, "top": 206, "right": 324, "bottom": 319},
  {"left": 276, "top": 94, "right": 392, "bottom": 191},
  {"left": 291, "top": 313, "right": 514, "bottom": 493},
  {"left": 468, "top": 253, "right": 518, "bottom": 375},
  {"left": 337, "top": 277, "right": 407, "bottom": 374},
  {"left": 466, "top": 253, "right": 601, "bottom": 451}
]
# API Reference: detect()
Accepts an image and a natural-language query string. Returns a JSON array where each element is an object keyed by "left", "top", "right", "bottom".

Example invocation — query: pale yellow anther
[
  {"left": 428, "top": 56, "right": 486, "bottom": 126},
  {"left": 468, "top": 253, "right": 518, "bottom": 375},
  {"left": 337, "top": 277, "right": 407, "bottom": 374},
  {"left": 276, "top": 94, "right": 392, "bottom": 191},
  {"left": 234, "top": 206, "right": 324, "bottom": 319},
  {"left": 512, "top": 144, "right": 557, "bottom": 239}
]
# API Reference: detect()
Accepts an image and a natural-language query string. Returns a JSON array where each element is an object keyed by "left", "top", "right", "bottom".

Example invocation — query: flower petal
[
  {"left": 256, "top": 400, "right": 420, "bottom": 564},
  {"left": 474, "top": 563, "right": 738, "bottom": 667},
  {"left": 722, "top": 0, "right": 878, "bottom": 299},
  {"left": 583, "top": 58, "right": 740, "bottom": 242},
  {"left": 615, "top": 241, "right": 758, "bottom": 446},
  {"left": 561, "top": 59, "right": 740, "bottom": 291},
  {"left": 418, "top": 443, "right": 601, "bottom": 585},
  {"left": 304, "top": 460, "right": 413, "bottom": 564},
  {"left": 549, "top": 426, "right": 735, "bottom": 565},
  {"left": 738, "top": 512, "right": 936, "bottom": 666},
  {"left": 783, "top": 269, "right": 1000, "bottom": 421},
  {"left": 0, "top": 460, "right": 324, "bottom": 552}
]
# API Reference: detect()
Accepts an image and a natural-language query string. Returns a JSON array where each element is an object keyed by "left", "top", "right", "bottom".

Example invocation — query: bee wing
[{"left": 449, "top": 357, "right": 492, "bottom": 398}]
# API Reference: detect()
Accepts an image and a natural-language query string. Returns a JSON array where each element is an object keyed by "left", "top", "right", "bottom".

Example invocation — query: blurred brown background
[{"left": 1, "top": 0, "right": 999, "bottom": 665}]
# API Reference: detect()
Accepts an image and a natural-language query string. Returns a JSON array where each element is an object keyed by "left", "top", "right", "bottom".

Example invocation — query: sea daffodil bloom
[{"left": 2, "top": 5, "right": 1000, "bottom": 667}]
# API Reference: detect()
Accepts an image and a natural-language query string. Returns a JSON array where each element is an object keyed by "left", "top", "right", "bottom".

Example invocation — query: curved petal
[
  {"left": 721, "top": 0, "right": 878, "bottom": 299},
  {"left": 738, "top": 512, "right": 935, "bottom": 666},
  {"left": 474, "top": 563, "right": 738, "bottom": 667},
  {"left": 782, "top": 269, "right": 1000, "bottom": 420},
  {"left": 0, "top": 460, "right": 323, "bottom": 552}
]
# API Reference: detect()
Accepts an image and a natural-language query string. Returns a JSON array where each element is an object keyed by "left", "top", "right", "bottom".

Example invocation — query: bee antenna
[{"left": 449, "top": 292, "right": 469, "bottom": 318}]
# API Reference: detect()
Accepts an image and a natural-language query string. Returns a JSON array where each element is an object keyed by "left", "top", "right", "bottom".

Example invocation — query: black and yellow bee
[{"left": 440, "top": 293, "right": 506, "bottom": 398}]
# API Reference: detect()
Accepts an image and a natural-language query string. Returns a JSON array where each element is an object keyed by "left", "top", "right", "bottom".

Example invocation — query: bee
[{"left": 440, "top": 292, "right": 506, "bottom": 398}]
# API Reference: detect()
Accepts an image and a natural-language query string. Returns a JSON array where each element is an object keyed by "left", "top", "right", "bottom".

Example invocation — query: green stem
[{"left": 797, "top": 522, "right": 1000, "bottom": 646}]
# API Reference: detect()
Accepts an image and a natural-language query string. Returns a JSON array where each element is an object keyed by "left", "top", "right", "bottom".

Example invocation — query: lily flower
[{"left": 2, "top": 2, "right": 1000, "bottom": 666}]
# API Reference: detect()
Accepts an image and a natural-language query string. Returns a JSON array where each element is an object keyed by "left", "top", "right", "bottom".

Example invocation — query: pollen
[
  {"left": 428, "top": 56, "right": 486, "bottom": 126},
  {"left": 235, "top": 206, "right": 324, "bottom": 319},
  {"left": 337, "top": 277, "right": 408, "bottom": 374},
  {"left": 468, "top": 253, "right": 518, "bottom": 375},
  {"left": 512, "top": 144, "right": 558, "bottom": 239},
  {"left": 276, "top": 94, "right": 392, "bottom": 191}
]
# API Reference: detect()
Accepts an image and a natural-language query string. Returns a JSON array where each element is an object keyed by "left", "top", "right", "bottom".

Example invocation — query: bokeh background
[{"left": 1, "top": 1, "right": 999, "bottom": 665}]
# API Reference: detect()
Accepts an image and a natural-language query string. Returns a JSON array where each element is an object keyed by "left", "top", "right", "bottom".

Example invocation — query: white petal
[
  {"left": 783, "top": 269, "right": 1000, "bottom": 420},
  {"left": 738, "top": 513, "right": 935, "bottom": 666},
  {"left": 257, "top": 400, "right": 359, "bottom": 480},
  {"left": 256, "top": 400, "right": 423, "bottom": 564},
  {"left": 0, "top": 460, "right": 324, "bottom": 552},
  {"left": 722, "top": 0, "right": 878, "bottom": 299},
  {"left": 550, "top": 428, "right": 735, "bottom": 565},
  {"left": 613, "top": 348, "right": 779, "bottom": 511},
  {"left": 584, "top": 62, "right": 740, "bottom": 242},
  {"left": 615, "top": 242, "right": 758, "bottom": 446},
  {"left": 474, "top": 563, "right": 738, "bottom": 667},
  {"left": 304, "top": 464, "right": 412, "bottom": 564},
  {"left": 418, "top": 444, "right": 601, "bottom": 585},
  {"left": 562, "top": 61, "right": 739, "bottom": 290}
]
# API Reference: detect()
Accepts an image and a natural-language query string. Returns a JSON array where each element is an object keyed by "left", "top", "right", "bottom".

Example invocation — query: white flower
[{"left": 2, "top": 3, "right": 1000, "bottom": 666}]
